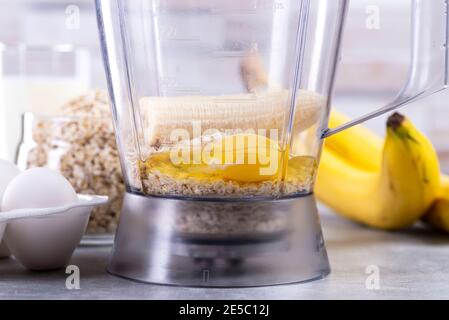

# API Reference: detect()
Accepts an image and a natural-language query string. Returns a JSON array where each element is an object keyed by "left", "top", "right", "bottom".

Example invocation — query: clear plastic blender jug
[{"left": 96, "top": 0, "right": 449, "bottom": 286}]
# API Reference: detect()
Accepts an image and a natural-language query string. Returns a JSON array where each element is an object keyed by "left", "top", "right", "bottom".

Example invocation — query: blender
[{"left": 95, "top": 0, "right": 449, "bottom": 286}]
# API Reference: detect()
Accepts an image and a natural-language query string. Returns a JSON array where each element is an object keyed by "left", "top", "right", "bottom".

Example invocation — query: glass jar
[
  {"left": 0, "top": 44, "right": 90, "bottom": 162},
  {"left": 16, "top": 91, "right": 124, "bottom": 245}
]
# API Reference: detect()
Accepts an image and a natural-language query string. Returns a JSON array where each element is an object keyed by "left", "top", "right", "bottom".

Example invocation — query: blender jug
[{"left": 96, "top": 0, "right": 449, "bottom": 286}]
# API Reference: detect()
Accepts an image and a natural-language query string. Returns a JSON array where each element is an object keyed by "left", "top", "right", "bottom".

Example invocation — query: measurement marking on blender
[
  {"left": 210, "top": 50, "right": 249, "bottom": 58},
  {"left": 209, "top": 1, "right": 285, "bottom": 15},
  {"left": 209, "top": 8, "right": 258, "bottom": 15},
  {"left": 170, "top": 87, "right": 202, "bottom": 95},
  {"left": 164, "top": 37, "right": 201, "bottom": 42}
]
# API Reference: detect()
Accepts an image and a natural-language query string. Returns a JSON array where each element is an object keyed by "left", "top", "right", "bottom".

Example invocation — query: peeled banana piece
[
  {"left": 316, "top": 113, "right": 441, "bottom": 229},
  {"left": 138, "top": 49, "right": 326, "bottom": 146},
  {"left": 140, "top": 90, "right": 326, "bottom": 146}
]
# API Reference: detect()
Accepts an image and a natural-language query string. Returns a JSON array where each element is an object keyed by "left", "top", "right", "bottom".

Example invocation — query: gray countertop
[{"left": 1, "top": 207, "right": 449, "bottom": 300}]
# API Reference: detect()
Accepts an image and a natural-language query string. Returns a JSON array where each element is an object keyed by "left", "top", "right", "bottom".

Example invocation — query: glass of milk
[{"left": 0, "top": 44, "right": 90, "bottom": 161}]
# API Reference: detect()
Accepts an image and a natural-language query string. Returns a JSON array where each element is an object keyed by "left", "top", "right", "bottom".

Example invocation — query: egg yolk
[
  {"left": 140, "top": 133, "right": 315, "bottom": 184},
  {"left": 203, "top": 133, "right": 283, "bottom": 182}
]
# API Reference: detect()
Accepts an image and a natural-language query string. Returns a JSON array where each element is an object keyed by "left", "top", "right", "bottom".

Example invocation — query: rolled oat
[{"left": 24, "top": 90, "right": 124, "bottom": 234}]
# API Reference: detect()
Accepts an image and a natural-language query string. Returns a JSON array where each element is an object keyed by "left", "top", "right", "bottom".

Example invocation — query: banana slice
[{"left": 140, "top": 89, "right": 326, "bottom": 146}]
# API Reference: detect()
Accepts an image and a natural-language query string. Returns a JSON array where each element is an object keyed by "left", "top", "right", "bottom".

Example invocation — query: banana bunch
[{"left": 317, "top": 110, "right": 449, "bottom": 231}]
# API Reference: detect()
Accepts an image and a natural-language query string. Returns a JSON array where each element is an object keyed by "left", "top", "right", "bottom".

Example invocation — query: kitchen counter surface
[{"left": 1, "top": 206, "right": 449, "bottom": 300}]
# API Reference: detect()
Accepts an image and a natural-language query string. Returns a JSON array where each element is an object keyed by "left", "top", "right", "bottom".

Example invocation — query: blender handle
[{"left": 322, "top": 0, "right": 449, "bottom": 139}]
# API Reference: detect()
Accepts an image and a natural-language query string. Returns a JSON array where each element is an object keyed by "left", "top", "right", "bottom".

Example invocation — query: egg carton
[{"left": 0, "top": 194, "right": 108, "bottom": 270}]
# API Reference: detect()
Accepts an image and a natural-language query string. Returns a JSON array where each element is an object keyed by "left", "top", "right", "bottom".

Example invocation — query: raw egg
[
  {"left": 2, "top": 167, "right": 78, "bottom": 211},
  {"left": 2, "top": 167, "right": 83, "bottom": 270},
  {"left": 205, "top": 133, "right": 284, "bottom": 182}
]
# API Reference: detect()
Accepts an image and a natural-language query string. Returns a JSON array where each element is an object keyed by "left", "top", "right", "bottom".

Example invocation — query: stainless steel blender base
[{"left": 107, "top": 193, "right": 330, "bottom": 287}]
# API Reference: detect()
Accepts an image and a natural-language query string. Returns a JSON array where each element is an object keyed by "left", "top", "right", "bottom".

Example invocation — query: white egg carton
[
  {"left": 0, "top": 194, "right": 108, "bottom": 270},
  {"left": 0, "top": 194, "right": 108, "bottom": 225}
]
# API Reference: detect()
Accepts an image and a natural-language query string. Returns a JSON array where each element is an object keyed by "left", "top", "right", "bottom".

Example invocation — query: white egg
[
  {"left": 0, "top": 159, "right": 21, "bottom": 208},
  {"left": 2, "top": 167, "right": 85, "bottom": 270},
  {"left": 2, "top": 167, "right": 77, "bottom": 211}
]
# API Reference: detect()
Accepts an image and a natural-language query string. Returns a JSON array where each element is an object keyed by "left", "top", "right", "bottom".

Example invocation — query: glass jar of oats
[{"left": 15, "top": 91, "right": 124, "bottom": 245}]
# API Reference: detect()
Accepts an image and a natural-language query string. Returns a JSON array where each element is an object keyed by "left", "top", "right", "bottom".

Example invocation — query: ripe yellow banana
[
  {"left": 326, "top": 110, "right": 382, "bottom": 171},
  {"left": 316, "top": 113, "right": 440, "bottom": 229},
  {"left": 325, "top": 110, "right": 449, "bottom": 232},
  {"left": 424, "top": 176, "right": 449, "bottom": 232}
]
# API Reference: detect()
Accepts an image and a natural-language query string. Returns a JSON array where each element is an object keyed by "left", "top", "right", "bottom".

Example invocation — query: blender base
[{"left": 107, "top": 192, "right": 330, "bottom": 287}]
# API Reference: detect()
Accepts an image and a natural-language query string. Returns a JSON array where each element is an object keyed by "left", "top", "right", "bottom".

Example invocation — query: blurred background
[{"left": 0, "top": 0, "right": 448, "bottom": 171}]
